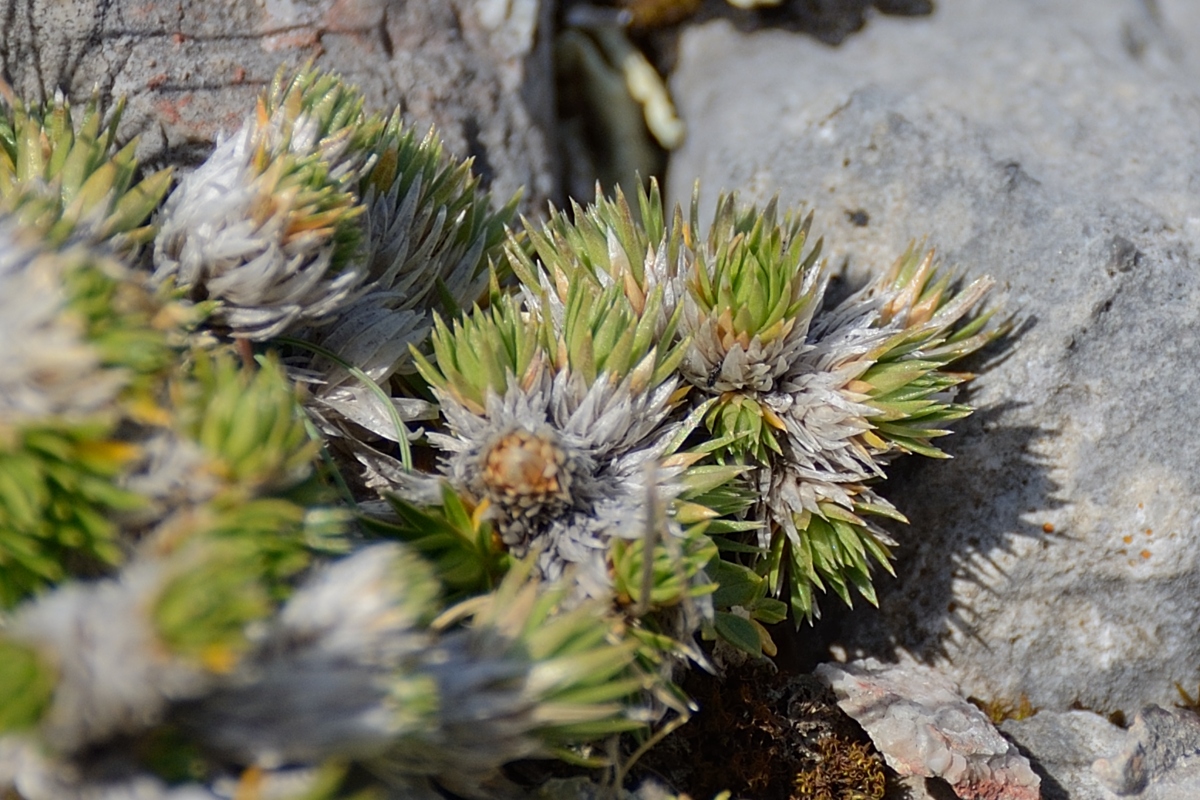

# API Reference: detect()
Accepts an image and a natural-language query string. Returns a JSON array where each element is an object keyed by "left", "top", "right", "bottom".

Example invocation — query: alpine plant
[
  {"left": 153, "top": 66, "right": 380, "bottom": 340},
  {"left": 678, "top": 193, "right": 1000, "bottom": 621},
  {"left": 0, "top": 88, "right": 172, "bottom": 255},
  {"left": 0, "top": 64, "right": 1005, "bottom": 800}
]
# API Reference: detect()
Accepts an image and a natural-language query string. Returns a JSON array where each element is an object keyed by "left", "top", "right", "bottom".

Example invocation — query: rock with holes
[
  {"left": 667, "top": 0, "right": 1200, "bottom": 714},
  {"left": 1092, "top": 705, "right": 1200, "bottom": 800},
  {"left": 1003, "top": 705, "right": 1200, "bottom": 800},
  {"left": 815, "top": 659, "right": 1040, "bottom": 800},
  {"left": 0, "top": 0, "right": 554, "bottom": 212},
  {"left": 1002, "top": 709, "right": 1129, "bottom": 800}
]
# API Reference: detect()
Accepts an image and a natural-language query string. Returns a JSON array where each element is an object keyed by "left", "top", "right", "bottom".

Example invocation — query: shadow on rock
[{"left": 783, "top": 364, "right": 1066, "bottom": 672}]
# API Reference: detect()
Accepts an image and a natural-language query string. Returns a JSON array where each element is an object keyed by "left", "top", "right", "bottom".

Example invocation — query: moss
[
  {"left": 967, "top": 693, "right": 1038, "bottom": 725},
  {"left": 793, "top": 735, "right": 885, "bottom": 800},
  {"left": 634, "top": 663, "right": 888, "bottom": 800}
]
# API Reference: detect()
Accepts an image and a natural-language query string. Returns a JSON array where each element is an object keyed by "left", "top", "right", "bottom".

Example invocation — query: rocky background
[
  {"left": 0, "top": 0, "right": 557, "bottom": 212},
  {"left": 6, "top": 0, "right": 1200, "bottom": 797},
  {"left": 667, "top": 0, "right": 1200, "bottom": 717},
  {"left": 665, "top": 1, "right": 1200, "bottom": 796}
]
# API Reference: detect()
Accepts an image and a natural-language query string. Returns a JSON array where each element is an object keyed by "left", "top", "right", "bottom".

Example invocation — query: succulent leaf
[
  {"left": 173, "top": 349, "right": 318, "bottom": 492},
  {"left": 0, "top": 92, "right": 171, "bottom": 252}
]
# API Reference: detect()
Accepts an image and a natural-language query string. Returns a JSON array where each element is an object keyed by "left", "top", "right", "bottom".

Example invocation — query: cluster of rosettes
[
  {"left": 0, "top": 68, "right": 647, "bottom": 800},
  {"left": 0, "top": 63, "right": 1000, "bottom": 800},
  {"left": 393, "top": 181, "right": 999, "bottom": 650}
]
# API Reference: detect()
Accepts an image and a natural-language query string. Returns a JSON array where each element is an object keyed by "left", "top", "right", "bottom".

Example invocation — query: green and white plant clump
[{"left": 0, "top": 66, "right": 1000, "bottom": 800}]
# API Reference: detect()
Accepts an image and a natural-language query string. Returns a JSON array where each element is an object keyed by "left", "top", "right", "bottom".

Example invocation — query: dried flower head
[{"left": 410, "top": 294, "right": 690, "bottom": 601}]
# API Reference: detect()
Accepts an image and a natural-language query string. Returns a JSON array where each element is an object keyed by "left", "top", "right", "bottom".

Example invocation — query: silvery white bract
[
  {"left": 427, "top": 363, "right": 687, "bottom": 595},
  {"left": 6, "top": 556, "right": 219, "bottom": 754},
  {"left": 152, "top": 122, "right": 366, "bottom": 340},
  {"left": 0, "top": 218, "right": 124, "bottom": 420},
  {"left": 153, "top": 68, "right": 378, "bottom": 341}
]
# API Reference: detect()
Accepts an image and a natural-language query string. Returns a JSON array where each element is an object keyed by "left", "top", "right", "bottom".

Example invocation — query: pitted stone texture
[
  {"left": 668, "top": 0, "right": 1200, "bottom": 713},
  {"left": 0, "top": 0, "right": 554, "bottom": 212},
  {"left": 1005, "top": 706, "right": 1200, "bottom": 800},
  {"left": 815, "top": 659, "right": 1040, "bottom": 800},
  {"left": 1093, "top": 706, "right": 1200, "bottom": 799},
  {"left": 1002, "top": 710, "right": 1129, "bottom": 800}
]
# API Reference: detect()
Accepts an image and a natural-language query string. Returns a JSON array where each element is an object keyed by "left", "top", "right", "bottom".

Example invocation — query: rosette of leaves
[
  {"left": 680, "top": 194, "right": 825, "bottom": 463},
  {"left": 396, "top": 211, "right": 737, "bottom": 615},
  {"left": 0, "top": 502, "right": 350, "bottom": 800},
  {"left": 153, "top": 65, "right": 381, "bottom": 340},
  {"left": 190, "top": 548, "right": 644, "bottom": 787},
  {"left": 169, "top": 349, "right": 320, "bottom": 498},
  {"left": 506, "top": 180, "right": 687, "bottom": 347},
  {"left": 0, "top": 214, "right": 185, "bottom": 607},
  {"left": 0, "top": 544, "right": 646, "bottom": 798},
  {"left": 501, "top": 184, "right": 785, "bottom": 654},
  {"left": 288, "top": 112, "right": 517, "bottom": 477},
  {"left": 0, "top": 87, "right": 172, "bottom": 254},
  {"left": 678, "top": 196, "right": 999, "bottom": 621},
  {"left": 377, "top": 555, "right": 647, "bottom": 786},
  {"left": 0, "top": 538, "right": 277, "bottom": 756}
]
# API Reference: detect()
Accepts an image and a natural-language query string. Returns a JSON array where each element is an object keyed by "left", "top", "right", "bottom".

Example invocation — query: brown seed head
[{"left": 482, "top": 428, "right": 573, "bottom": 513}]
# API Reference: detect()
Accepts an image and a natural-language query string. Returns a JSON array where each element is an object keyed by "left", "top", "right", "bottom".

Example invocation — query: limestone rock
[
  {"left": 1004, "top": 706, "right": 1200, "bottom": 800},
  {"left": 0, "top": 0, "right": 555, "bottom": 212},
  {"left": 1002, "top": 710, "right": 1129, "bottom": 800},
  {"left": 815, "top": 659, "right": 1040, "bottom": 800},
  {"left": 1093, "top": 706, "right": 1200, "bottom": 799},
  {"left": 668, "top": 0, "right": 1200, "bottom": 713}
]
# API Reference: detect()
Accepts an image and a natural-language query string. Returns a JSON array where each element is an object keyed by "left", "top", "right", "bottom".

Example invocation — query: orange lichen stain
[
  {"left": 324, "top": 0, "right": 382, "bottom": 30},
  {"left": 1042, "top": 522, "right": 1055, "bottom": 534},
  {"left": 1145, "top": 528, "right": 1153, "bottom": 536},
  {"left": 1123, "top": 535, "right": 1134, "bottom": 544},
  {"left": 261, "top": 29, "right": 321, "bottom": 53},
  {"left": 1140, "top": 550, "right": 1152, "bottom": 559},
  {"left": 1138, "top": 502, "right": 1144, "bottom": 509},
  {"left": 153, "top": 93, "right": 193, "bottom": 126}
]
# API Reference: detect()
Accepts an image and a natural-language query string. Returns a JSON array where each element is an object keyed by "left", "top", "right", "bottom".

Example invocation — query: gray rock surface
[
  {"left": 0, "top": 0, "right": 555, "bottom": 211},
  {"left": 1003, "top": 710, "right": 1129, "bottom": 800},
  {"left": 1093, "top": 706, "right": 1200, "bottom": 799},
  {"left": 816, "top": 659, "right": 1040, "bottom": 800},
  {"left": 668, "top": 0, "right": 1200, "bottom": 714},
  {"left": 1004, "top": 706, "right": 1200, "bottom": 800}
]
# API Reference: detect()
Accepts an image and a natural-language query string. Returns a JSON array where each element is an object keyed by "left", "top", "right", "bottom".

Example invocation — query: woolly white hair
[
  {"left": 399, "top": 362, "right": 688, "bottom": 598},
  {"left": 0, "top": 218, "right": 125, "bottom": 420},
  {"left": 152, "top": 117, "right": 367, "bottom": 340}
]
